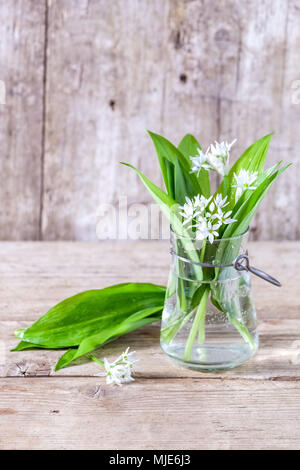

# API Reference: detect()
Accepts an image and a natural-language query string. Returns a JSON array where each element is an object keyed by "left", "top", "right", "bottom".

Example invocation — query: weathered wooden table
[{"left": 0, "top": 241, "right": 299, "bottom": 450}]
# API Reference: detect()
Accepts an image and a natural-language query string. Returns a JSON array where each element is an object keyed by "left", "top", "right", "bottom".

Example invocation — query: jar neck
[{"left": 170, "top": 229, "right": 248, "bottom": 266}]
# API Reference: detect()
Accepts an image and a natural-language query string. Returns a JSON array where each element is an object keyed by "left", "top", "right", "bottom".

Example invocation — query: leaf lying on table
[
  {"left": 12, "top": 341, "right": 48, "bottom": 351},
  {"left": 13, "top": 283, "right": 166, "bottom": 369},
  {"left": 55, "top": 307, "right": 161, "bottom": 371}
]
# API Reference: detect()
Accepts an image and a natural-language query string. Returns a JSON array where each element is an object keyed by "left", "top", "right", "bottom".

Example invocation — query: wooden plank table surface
[{"left": 0, "top": 241, "right": 300, "bottom": 450}]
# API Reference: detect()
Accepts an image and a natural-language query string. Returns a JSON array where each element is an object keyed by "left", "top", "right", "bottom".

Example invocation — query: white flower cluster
[
  {"left": 190, "top": 139, "right": 236, "bottom": 177},
  {"left": 232, "top": 169, "right": 258, "bottom": 202},
  {"left": 179, "top": 194, "right": 236, "bottom": 243},
  {"left": 94, "top": 347, "right": 139, "bottom": 386}
]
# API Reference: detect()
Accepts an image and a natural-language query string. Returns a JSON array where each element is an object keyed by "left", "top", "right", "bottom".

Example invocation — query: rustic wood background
[{"left": 0, "top": 0, "right": 299, "bottom": 241}]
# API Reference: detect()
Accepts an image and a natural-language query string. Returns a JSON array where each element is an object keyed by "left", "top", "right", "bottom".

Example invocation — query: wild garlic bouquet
[
  {"left": 122, "top": 131, "right": 289, "bottom": 366},
  {"left": 12, "top": 131, "right": 289, "bottom": 374},
  {"left": 123, "top": 131, "right": 288, "bottom": 243}
]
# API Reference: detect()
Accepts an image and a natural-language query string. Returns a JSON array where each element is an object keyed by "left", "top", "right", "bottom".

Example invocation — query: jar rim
[{"left": 170, "top": 225, "right": 249, "bottom": 242}]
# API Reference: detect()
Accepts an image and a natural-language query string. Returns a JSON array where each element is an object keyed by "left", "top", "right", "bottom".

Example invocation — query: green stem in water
[
  {"left": 184, "top": 287, "right": 209, "bottom": 362},
  {"left": 200, "top": 239, "right": 206, "bottom": 263},
  {"left": 228, "top": 315, "right": 256, "bottom": 351},
  {"left": 197, "top": 239, "right": 207, "bottom": 343},
  {"left": 161, "top": 308, "right": 195, "bottom": 345},
  {"left": 197, "top": 306, "right": 207, "bottom": 344},
  {"left": 178, "top": 277, "right": 187, "bottom": 312}
]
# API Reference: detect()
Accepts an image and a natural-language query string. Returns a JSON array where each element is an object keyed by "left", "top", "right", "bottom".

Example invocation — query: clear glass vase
[{"left": 160, "top": 228, "right": 258, "bottom": 371}]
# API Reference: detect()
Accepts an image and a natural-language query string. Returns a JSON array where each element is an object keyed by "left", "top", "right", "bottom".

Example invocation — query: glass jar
[{"left": 160, "top": 228, "right": 258, "bottom": 371}]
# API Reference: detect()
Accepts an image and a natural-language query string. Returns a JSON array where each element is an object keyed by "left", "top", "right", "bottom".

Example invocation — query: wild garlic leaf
[
  {"left": 12, "top": 341, "right": 47, "bottom": 351},
  {"left": 216, "top": 133, "right": 273, "bottom": 206},
  {"left": 174, "top": 159, "right": 196, "bottom": 205},
  {"left": 145, "top": 131, "right": 173, "bottom": 196},
  {"left": 223, "top": 164, "right": 290, "bottom": 239},
  {"left": 55, "top": 310, "right": 162, "bottom": 371},
  {"left": 230, "top": 162, "right": 282, "bottom": 217},
  {"left": 121, "top": 162, "right": 187, "bottom": 238},
  {"left": 147, "top": 131, "right": 204, "bottom": 203},
  {"left": 214, "top": 164, "right": 290, "bottom": 276},
  {"left": 236, "top": 132, "right": 273, "bottom": 173},
  {"left": 15, "top": 283, "right": 166, "bottom": 348},
  {"left": 121, "top": 162, "right": 204, "bottom": 278},
  {"left": 165, "top": 159, "right": 175, "bottom": 200},
  {"left": 178, "top": 134, "right": 210, "bottom": 198},
  {"left": 121, "top": 162, "right": 178, "bottom": 218}
]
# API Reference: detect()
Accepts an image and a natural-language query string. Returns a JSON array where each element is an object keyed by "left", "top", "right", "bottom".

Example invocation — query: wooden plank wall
[
  {"left": 0, "top": 0, "right": 299, "bottom": 241},
  {"left": 0, "top": 1, "right": 46, "bottom": 240}
]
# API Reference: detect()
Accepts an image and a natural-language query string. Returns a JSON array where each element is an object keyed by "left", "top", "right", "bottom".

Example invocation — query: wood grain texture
[
  {"left": 143, "top": 0, "right": 300, "bottom": 240},
  {"left": 42, "top": 0, "right": 167, "bottom": 240},
  {"left": 0, "top": 241, "right": 300, "bottom": 449},
  {"left": 0, "top": 1, "right": 46, "bottom": 240},
  {"left": 0, "top": 1, "right": 299, "bottom": 241},
  {"left": 1, "top": 377, "right": 300, "bottom": 450},
  {"left": 41, "top": 0, "right": 300, "bottom": 241}
]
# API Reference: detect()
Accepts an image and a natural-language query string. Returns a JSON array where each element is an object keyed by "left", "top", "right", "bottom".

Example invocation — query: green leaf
[
  {"left": 121, "top": 162, "right": 178, "bottom": 218},
  {"left": 227, "top": 314, "right": 256, "bottom": 349},
  {"left": 239, "top": 133, "right": 273, "bottom": 172},
  {"left": 214, "top": 163, "right": 290, "bottom": 280},
  {"left": 15, "top": 283, "right": 166, "bottom": 348},
  {"left": 216, "top": 133, "right": 274, "bottom": 206},
  {"left": 121, "top": 162, "right": 204, "bottom": 278},
  {"left": 121, "top": 162, "right": 193, "bottom": 241},
  {"left": 55, "top": 309, "right": 162, "bottom": 371},
  {"left": 11, "top": 341, "right": 47, "bottom": 351},
  {"left": 223, "top": 164, "right": 290, "bottom": 239},
  {"left": 121, "top": 162, "right": 196, "bottom": 240},
  {"left": 146, "top": 131, "right": 174, "bottom": 196},
  {"left": 165, "top": 159, "right": 175, "bottom": 199},
  {"left": 177, "top": 133, "right": 201, "bottom": 162},
  {"left": 210, "top": 294, "right": 223, "bottom": 312},
  {"left": 178, "top": 134, "right": 210, "bottom": 198},
  {"left": 229, "top": 162, "right": 282, "bottom": 218},
  {"left": 147, "top": 131, "right": 205, "bottom": 203},
  {"left": 173, "top": 160, "right": 194, "bottom": 205},
  {"left": 191, "top": 283, "right": 208, "bottom": 309}
]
